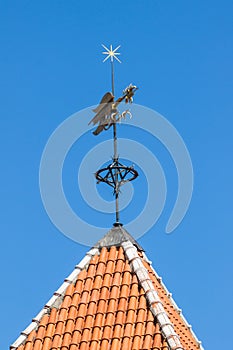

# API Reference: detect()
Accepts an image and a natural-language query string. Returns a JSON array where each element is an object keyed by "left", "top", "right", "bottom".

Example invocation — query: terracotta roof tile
[
  {"left": 11, "top": 237, "right": 203, "bottom": 350},
  {"left": 122, "top": 335, "right": 133, "bottom": 350},
  {"left": 61, "top": 331, "right": 72, "bottom": 348},
  {"left": 119, "top": 283, "right": 129, "bottom": 299},
  {"left": 109, "top": 285, "right": 119, "bottom": 300},
  {"left": 97, "top": 299, "right": 107, "bottom": 316},
  {"left": 112, "top": 323, "right": 122, "bottom": 339},
  {"left": 102, "top": 273, "right": 111, "bottom": 288},
  {"left": 98, "top": 246, "right": 108, "bottom": 262},
  {"left": 142, "top": 333, "right": 153, "bottom": 350},
  {"left": 70, "top": 329, "right": 81, "bottom": 346},
  {"left": 123, "top": 321, "right": 133, "bottom": 338},
  {"left": 41, "top": 337, "right": 51, "bottom": 350},
  {"left": 137, "top": 308, "right": 146, "bottom": 323},
  {"left": 102, "top": 324, "right": 112, "bottom": 340},
  {"left": 79, "top": 342, "right": 87, "bottom": 350},
  {"left": 51, "top": 332, "right": 62, "bottom": 349},
  {"left": 89, "top": 340, "right": 98, "bottom": 350},
  {"left": 91, "top": 326, "right": 101, "bottom": 341},
  {"left": 112, "top": 271, "right": 121, "bottom": 285},
  {"left": 24, "top": 341, "right": 33, "bottom": 350},
  {"left": 132, "top": 334, "right": 142, "bottom": 350},
  {"left": 115, "top": 259, "right": 124, "bottom": 273},
  {"left": 93, "top": 313, "right": 104, "bottom": 328},
  {"left": 109, "top": 246, "right": 117, "bottom": 260},
  {"left": 99, "top": 338, "right": 108, "bottom": 350}
]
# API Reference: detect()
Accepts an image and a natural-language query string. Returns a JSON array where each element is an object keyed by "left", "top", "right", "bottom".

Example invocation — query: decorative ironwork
[
  {"left": 95, "top": 159, "right": 138, "bottom": 193},
  {"left": 89, "top": 44, "right": 138, "bottom": 226}
]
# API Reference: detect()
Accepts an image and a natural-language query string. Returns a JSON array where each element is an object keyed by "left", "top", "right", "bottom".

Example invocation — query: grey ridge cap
[
  {"left": 94, "top": 224, "right": 144, "bottom": 251},
  {"left": 121, "top": 240, "right": 204, "bottom": 350},
  {"left": 122, "top": 240, "right": 185, "bottom": 350}
]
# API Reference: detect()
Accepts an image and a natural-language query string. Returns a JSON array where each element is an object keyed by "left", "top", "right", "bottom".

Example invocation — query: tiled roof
[{"left": 11, "top": 227, "right": 203, "bottom": 350}]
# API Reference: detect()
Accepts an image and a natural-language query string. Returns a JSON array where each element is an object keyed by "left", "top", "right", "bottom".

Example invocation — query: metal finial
[
  {"left": 88, "top": 45, "right": 138, "bottom": 226},
  {"left": 102, "top": 44, "right": 121, "bottom": 63}
]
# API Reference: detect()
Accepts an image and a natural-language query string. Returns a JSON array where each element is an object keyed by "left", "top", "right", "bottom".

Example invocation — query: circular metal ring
[{"left": 95, "top": 163, "right": 138, "bottom": 188}]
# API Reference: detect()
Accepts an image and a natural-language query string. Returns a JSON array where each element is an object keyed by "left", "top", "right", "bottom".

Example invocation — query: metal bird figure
[
  {"left": 89, "top": 84, "right": 138, "bottom": 135},
  {"left": 88, "top": 92, "right": 115, "bottom": 135}
]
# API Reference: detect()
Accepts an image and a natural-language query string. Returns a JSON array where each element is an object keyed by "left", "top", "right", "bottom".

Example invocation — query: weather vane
[{"left": 88, "top": 44, "right": 138, "bottom": 226}]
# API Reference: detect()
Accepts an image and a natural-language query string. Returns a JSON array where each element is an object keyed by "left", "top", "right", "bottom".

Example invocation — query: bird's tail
[{"left": 93, "top": 125, "right": 105, "bottom": 136}]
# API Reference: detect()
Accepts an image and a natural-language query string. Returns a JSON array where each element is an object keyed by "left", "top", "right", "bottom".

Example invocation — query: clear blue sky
[{"left": 1, "top": 1, "right": 232, "bottom": 349}]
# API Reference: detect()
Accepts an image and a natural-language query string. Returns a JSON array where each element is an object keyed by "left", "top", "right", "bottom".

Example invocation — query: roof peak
[
  {"left": 93, "top": 224, "right": 144, "bottom": 251},
  {"left": 10, "top": 241, "right": 203, "bottom": 350}
]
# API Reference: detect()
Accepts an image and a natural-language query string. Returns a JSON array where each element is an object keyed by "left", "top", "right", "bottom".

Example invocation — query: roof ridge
[
  {"left": 122, "top": 240, "right": 185, "bottom": 350},
  {"left": 142, "top": 252, "right": 204, "bottom": 350},
  {"left": 10, "top": 247, "right": 99, "bottom": 350}
]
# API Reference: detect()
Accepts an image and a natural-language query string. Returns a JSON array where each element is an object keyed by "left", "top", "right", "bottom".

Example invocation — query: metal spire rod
[
  {"left": 111, "top": 62, "right": 120, "bottom": 223},
  {"left": 111, "top": 59, "right": 115, "bottom": 96},
  {"left": 102, "top": 44, "right": 122, "bottom": 224},
  {"left": 109, "top": 51, "right": 120, "bottom": 224}
]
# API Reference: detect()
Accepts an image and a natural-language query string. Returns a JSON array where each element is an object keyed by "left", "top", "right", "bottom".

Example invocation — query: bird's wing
[
  {"left": 92, "top": 92, "right": 114, "bottom": 113},
  {"left": 100, "top": 91, "right": 114, "bottom": 104},
  {"left": 89, "top": 104, "right": 113, "bottom": 125},
  {"left": 89, "top": 92, "right": 114, "bottom": 125}
]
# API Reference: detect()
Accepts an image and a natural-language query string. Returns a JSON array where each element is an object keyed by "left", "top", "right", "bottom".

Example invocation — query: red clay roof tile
[
  {"left": 57, "top": 307, "right": 68, "bottom": 322},
  {"left": 115, "top": 259, "right": 124, "bottom": 273},
  {"left": 89, "top": 340, "right": 98, "bottom": 350},
  {"left": 79, "top": 342, "right": 87, "bottom": 350},
  {"left": 61, "top": 331, "right": 72, "bottom": 348},
  {"left": 32, "top": 340, "right": 42, "bottom": 350},
  {"left": 142, "top": 333, "right": 153, "bottom": 349},
  {"left": 41, "top": 337, "right": 51, "bottom": 350},
  {"left": 122, "top": 335, "right": 132, "bottom": 350},
  {"left": 111, "top": 271, "right": 121, "bottom": 285},
  {"left": 102, "top": 273, "right": 111, "bottom": 288},
  {"left": 132, "top": 335, "right": 142, "bottom": 350},
  {"left": 111, "top": 337, "right": 121, "bottom": 350},
  {"left": 96, "top": 298, "right": 106, "bottom": 314},
  {"left": 123, "top": 322, "right": 133, "bottom": 338},
  {"left": 91, "top": 326, "right": 101, "bottom": 341},
  {"left": 99, "top": 338, "right": 108, "bottom": 350},
  {"left": 74, "top": 316, "right": 84, "bottom": 331},
  {"left": 106, "top": 299, "right": 117, "bottom": 314},
  {"left": 112, "top": 323, "right": 122, "bottom": 339},
  {"left": 136, "top": 308, "right": 146, "bottom": 323},
  {"left": 93, "top": 313, "right": 104, "bottom": 328},
  {"left": 119, "top": 284, "right": 129, "bottom": 299},
  {"left": 115, "top": 310, "right": 125, "bottom": 325},
  {"left": 109, "top": 285, "right": 119, "bottom": 300},
  {"left": 134, "top": 321, "right": 143, "bottom": 336},
  {"left": 51, "top": 332, "right": 62, "bottom": 349},
  {"left": 102, "top": 324, "right": 112, "bottom": 340},
  {"left": 24, "top": 341, "right": 33, "bottom": 350},
  {"left": 70, "top": 329, "right": 81, "bottom": 346}
]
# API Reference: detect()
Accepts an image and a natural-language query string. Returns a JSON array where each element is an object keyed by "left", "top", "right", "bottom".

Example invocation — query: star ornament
[{"left": 102, "top": 44, "right": 121, "bottom": 63}]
